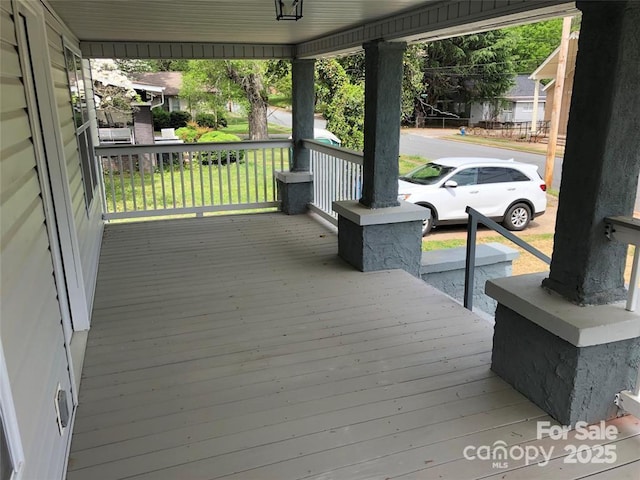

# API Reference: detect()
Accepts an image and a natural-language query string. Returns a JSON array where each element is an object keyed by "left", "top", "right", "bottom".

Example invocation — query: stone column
[
  {"left": 487, "top": 1, "right": 640, "bottom": 426},
  {"left": 277, "top": 59, "right": 315, "bottom": 214},
  {"left": 335, "top": 40, "right": 427, "bottom": 276},
  {"left": 542, "top": 0, "right": 640, "bottom": 305},
  {"left": 360, "top": 40, "right": 405, "bottom": 208}
]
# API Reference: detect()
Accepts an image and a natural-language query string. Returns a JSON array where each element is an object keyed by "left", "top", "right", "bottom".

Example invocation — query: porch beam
[
  {"left": 296, "top": 1, "right": 577, "bottom": 59},
  {"left": 80, "top": 41, "right": 294, "bottom": 59}
]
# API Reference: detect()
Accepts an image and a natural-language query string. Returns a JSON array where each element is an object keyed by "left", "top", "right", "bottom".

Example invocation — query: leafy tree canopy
[
  {"left": 420, "top": 29, "right": 517, "bottom": 110},
  {"left": 504, "top": 19, "right": 564, "bottom": 73}
]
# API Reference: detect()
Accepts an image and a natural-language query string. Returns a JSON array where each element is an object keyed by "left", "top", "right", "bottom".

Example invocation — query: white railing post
[{"left": 605, "top": 216, "right": 640, "bottom": 418}]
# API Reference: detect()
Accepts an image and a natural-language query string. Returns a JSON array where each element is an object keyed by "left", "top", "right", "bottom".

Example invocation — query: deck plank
[{"left": 68, "top": 213, "right": 640, "bottom": 480}]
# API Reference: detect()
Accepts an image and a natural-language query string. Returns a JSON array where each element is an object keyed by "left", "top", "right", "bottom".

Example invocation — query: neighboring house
[
  {"left": 469, "top": 74, "right": 546, "bottom": 125},
  {"left": 132, "top": 71, "right": 187, "bottom": 112},
  {"left": 530, "top": 31, "right": 579, "bottom": 136},
  {"left": 131, "top": 82, "right": 165, "bottom": 145},
  {"left": 96, "top": 82, "right": 164, "bottom": 144}
]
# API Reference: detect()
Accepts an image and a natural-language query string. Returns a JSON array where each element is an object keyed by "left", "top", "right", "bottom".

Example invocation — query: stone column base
[
  {"left": 486, "top": 273, "right": 640, "bottom": 426},
  {"left": 275, "top": 171, "right": 313, "bottom": 215},
  {"left": 333, "top": 200, "right": 428, "bottom": 277}
]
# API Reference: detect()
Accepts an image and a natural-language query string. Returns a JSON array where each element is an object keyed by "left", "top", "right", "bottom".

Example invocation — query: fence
[
  {"left": 305, "top": 139, "right": 363, "bottom": 225},
  {"left": 96, "top": 140, "right": 291, "bottom": 220},
  {"left": 470, "top": 120, "right": 550, "bottom": 141}
]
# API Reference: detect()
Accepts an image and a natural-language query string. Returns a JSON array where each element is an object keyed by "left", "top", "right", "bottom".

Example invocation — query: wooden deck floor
[{"left": 68, "top": 213, "right": 640, "bottom": 480}]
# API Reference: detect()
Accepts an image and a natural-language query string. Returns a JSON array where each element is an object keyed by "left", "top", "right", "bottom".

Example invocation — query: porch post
[
  {"left": 487, "top": 0, "right": 640, "bottom": 425},
  {"left": 334, "top": 40, "right": 427, "bottom": 276},
  {"left": 276, "top": 58, "right": 315, "bottom": 214},
  {"left": 360, "top": 40, "right": 405, "bottom": 208}
]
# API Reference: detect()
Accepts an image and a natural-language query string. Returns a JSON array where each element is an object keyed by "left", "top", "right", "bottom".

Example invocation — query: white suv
[{"left": 398, "top": 157, "right": 547, "bottom": 236}]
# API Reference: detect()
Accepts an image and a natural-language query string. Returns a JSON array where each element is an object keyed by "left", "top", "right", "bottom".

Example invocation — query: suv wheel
[
  {"left": 418, "top": 205, "right": 434, "bottom": 236},
  {"left": 503, "top": 203, "right": 531, "bottom": 231}
]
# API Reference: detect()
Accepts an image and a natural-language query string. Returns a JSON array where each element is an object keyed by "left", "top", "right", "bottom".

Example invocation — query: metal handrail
[{"left": 463, "top": 206, "right": 551, "bottom": 311}]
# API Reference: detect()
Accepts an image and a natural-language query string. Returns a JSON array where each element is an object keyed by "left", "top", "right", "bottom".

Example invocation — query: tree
[
  {"left": 224, "top": 61, "right": 269, "bottom": 140},
  {"left": 315, "top": 59, "right": 349, "bottom": 112},
  {"left": 325, "top": 82, "right": 365, "bottom": 151},
  {"left": 91, "top": 59, "right": 139, "bottom": 121},
  {"left": 505, "top": 19, "right": 563, "bottom": 73},
  {"left": 416, "top": 29, "right": 517, "bottom": 121},
  {"left": 181, "top": 60, "right": 272, "bottom": 140},
  {"left": 181, "top": 60, "right": 227, "bottom": 121}
]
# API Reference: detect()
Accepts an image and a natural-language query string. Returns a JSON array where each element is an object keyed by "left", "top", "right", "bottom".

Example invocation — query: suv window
[
  {"left": 449, "top": 168, "right": 479, "bottom": 186},
  {"left": 479, "top": 167, "right": 530, "bottom": 184},
  {"left": 401, "top": 162, "right": 455, "bottom": 185}
]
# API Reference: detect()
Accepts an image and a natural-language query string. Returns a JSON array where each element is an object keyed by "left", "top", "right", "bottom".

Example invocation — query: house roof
[
  {"left": 530, "top": 31, "right": 580, "bottom": 80},
  {"left": 130, "top": 82, "right": 165, "bottom": 93},
  {"left": 132, "top": 72, "right": 183, "bottom": 96},
  {"left": 506, "top": 74, "right": 546, "bottom": 100}
]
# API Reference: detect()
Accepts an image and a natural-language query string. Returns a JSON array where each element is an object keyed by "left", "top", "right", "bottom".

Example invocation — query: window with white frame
[
  {"left": 522, "top": 102, "right": 534, "bottom": 112},
  {"left": 64, "top": 47, "right": 98, "bottom": 211}
]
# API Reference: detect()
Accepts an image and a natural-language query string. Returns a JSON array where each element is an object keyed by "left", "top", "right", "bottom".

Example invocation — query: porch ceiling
[{"left": 45, "top": 0, "right": 577, "bottom": 59}]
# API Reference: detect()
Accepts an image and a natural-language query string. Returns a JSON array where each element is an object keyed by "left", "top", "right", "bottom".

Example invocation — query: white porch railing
[
  {"left": 305, "top": 139, "right": 363, "bottom": 225},
  {"left": 95, "top": 140, "right": 291, "bottom": 220},
  {"left": 607, "top": 216, "right": 640, "bottom": 419}
]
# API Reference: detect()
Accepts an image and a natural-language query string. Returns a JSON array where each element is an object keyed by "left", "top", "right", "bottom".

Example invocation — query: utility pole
[{"left": 545, "top": 16, "right": 572, "bottom": 188}]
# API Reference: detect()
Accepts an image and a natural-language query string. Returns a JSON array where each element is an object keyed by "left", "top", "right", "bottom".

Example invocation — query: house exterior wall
[
  {"left": 470, "top": 100, "right": 545, "bottom": 125},
  {"left": 1, "top": 1, "right": 105, "bottom": 478},
  {"left": 512, "top": 101, "right": 545, "bottom": 123},
  {"left": 0, "top": 2, "right": 75, "bottom": 478},
  {"left": 44, "top": 8, "right": 103, "bottom": 309}
]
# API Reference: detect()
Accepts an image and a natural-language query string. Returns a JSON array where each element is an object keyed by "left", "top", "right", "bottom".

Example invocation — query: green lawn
[
  {"left": 399, "top": 154, "right": 428, "bottom": 175},
  {"left": 268, "top": 95, "right": 292, "bottom": 109},
  {"left": 102, "top": 149, "right": 290, "bottom": 215},
  {"left": 220, "top": 115, "right": 291, "bottom": 136}
]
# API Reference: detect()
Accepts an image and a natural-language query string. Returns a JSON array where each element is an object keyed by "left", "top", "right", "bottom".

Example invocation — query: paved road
[{"left": 268, "top": 107, "right": 327, "bottom": 130}]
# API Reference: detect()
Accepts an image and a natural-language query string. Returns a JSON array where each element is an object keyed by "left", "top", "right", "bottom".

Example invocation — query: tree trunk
[{"left": 226, "top": 66, "right": 269, "bottom": 140}]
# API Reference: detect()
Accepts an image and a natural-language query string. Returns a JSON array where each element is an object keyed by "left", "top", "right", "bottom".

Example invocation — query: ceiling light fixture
[{"left": 275, "top": 0, "right": 303, "bottom": 21}]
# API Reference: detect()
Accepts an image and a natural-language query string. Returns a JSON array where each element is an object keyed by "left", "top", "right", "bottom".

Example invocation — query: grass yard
[
  {"left": 220, "top": 115, "right": 291, "bottom": 136},
  {"left": 102, "top": 148, "right": 290, "bottom": 215},
  {"left": 399, "top": 154, "right": 428, "bottom": 175},
  {"left": 424, "top": 233, "right": 636, "bottom": 281}
]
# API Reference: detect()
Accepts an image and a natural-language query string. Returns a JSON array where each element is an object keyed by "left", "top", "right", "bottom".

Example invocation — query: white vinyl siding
[
  {"left": 45, "top": 10, "right": 103, "bottom": 311},
  {"left": 0, "top": 2, "right": 73, "bottom": 478}
]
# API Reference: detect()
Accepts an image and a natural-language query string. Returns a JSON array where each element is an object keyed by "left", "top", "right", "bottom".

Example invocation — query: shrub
[
  {"left": 197, "top": 131, "right": 245, "bottom": 165},
  {"left": 175, "top": 126, "right": 198, "bottom": 143},
  {"left": 169, "top": 110, "right": 191, "bottom": 129},
  {"left": 195, "top": 111, "right": 228, "bottom": 128},
  {"left": 176, "top": 123, "right": 213, "bottom": 143},
  {"left": 152, "top": 109, "right": 171, "bottom": 130}
]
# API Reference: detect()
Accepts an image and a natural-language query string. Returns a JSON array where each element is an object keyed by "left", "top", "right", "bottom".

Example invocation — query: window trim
[{"left": 63, "top": 43, "right": 98, "bottom": 213}]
